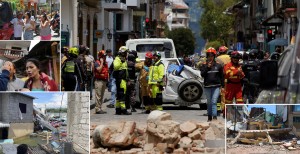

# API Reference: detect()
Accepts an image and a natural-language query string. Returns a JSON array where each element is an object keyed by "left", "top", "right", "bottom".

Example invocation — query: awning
[
  {"left": 0, "top": 122, "right": 10, "bottom": 128},
  {"left": 261, "top": 14, "right": 284, "bottom": 26},
  {"left": 268, "top": 38, "right": 288, "bottom": 46}
]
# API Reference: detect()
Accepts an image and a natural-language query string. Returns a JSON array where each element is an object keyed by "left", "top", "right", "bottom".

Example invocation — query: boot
[
  {"left": 122, "top": 109, "right": 132, "bottom": 115},
  {"left": 115, "top": 108, "right": 121, "bottom": 115},
  {"left": 213, "top": 116, "right": 217, "bottom": 120},
  {"left": 207, "top": 115, "right": 212, "bottom": 122},
  {"left": 131, "top": 107, "right": 137, "bottom": 112}
]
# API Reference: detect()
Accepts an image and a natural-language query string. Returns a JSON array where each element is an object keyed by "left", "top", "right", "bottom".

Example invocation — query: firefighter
[
  {"left": 61, "top": 47, "right": 83, "bottom": 91},
  {"left": 148, "top": 51, "right": 165, "bottom": 111},
  {"left": 224, "top": 51, "right": 245, "bottom": 107},
  {"left": 136, "top": 51, "right": 153, "bottom": 114},
  {"left": 113, "top": 46, "right": 131, "bottom": 115}
]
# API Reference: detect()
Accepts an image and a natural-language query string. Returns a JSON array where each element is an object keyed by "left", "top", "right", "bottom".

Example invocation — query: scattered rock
[
  {"left": 156, "top": 143, "right": 167, "bottom": 152},
  {"left": 179, "top": 137, "right": 192, "bottom": 148},
  {"left": 188, "top": 128, "right": 202, "bottom": 140},
  {"left": 180, "top": 121, "right": 197, "bottom": 135},
  {"left": 143, "top": 143, "right": 154, "bottom": 151}
]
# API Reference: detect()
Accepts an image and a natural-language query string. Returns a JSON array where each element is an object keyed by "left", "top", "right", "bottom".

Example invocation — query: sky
[
  {"left": 248, "top": 105, "right": 276, "bottom": 114},
  {"left": 24, "top": 92, "right": 68, "bottom": 109}
]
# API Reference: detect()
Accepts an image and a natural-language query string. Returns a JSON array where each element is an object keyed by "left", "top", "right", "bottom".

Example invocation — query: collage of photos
[{"left": 1, "top": 0, "right": 300, "bottom": 154}]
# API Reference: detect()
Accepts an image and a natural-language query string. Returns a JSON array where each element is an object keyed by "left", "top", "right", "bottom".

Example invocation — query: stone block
[
  {"left": 196, "top": 122, "right": 210, "bottom": 130},
  {"left": 156, "top": 143, "right": 167, "bottom": 152},
  {"left": 188, "top": 128, "right": 202, "bottom": 140},
  {"left": 180, "top": 121, "right": 197, "bottom": 134},
  {"left": 143, "top": 143, "right": 154, "bottom": 151}
]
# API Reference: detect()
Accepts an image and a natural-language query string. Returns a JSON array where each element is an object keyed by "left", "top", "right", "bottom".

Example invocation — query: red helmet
[
  {"left": 145, "top": 51, "right": 153, "bottom": 59},
  {"left": 230, "top": 51, "right": 242, "bottom": 59},
  {"left": 98, "top": 50, "right": 106, "bottom": 57},
  {"left": 218, "top": 46, "right": 228, "bottom": 53},
  {"left": 206, "top": 47, "right": 217, "bottom": 55}
]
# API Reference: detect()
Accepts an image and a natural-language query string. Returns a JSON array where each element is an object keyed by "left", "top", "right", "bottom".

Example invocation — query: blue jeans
[
  {"left": 204, "top": 87, "right": 220, "bottom": 117},
  {"left": 109, "top": 75, "right": 116, "bottom": 105}
]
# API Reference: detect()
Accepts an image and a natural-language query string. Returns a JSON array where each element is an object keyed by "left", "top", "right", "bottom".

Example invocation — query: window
[
  {"left": 116, "top": 14, "right": 123, "bottom": 31},
  {"left": 19, "top": 103, "right": 27, "bottom": 113}
]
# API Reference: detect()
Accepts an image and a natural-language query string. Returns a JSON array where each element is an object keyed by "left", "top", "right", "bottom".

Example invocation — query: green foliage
[
  {"left": 5, "top": 0, "right": 25, "bottom": 11},
  {"left": 46, "top": 108, "right": 67, "bottom": 113},
  {"left": 199, "top": 0, "right": 238, "bottom": 43},
  {"left": 166, "top": 28, "right": 195, "bottom": 56},
  {"left": 206, "top": 40, "right": 223, "bottom": 50}
]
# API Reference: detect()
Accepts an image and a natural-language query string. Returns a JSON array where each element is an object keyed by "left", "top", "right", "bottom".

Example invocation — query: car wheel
[{"left": 178, "top": 79, "right": 203, "bottom": 102}]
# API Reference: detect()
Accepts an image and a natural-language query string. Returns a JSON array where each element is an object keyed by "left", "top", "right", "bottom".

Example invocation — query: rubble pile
[{"left": 91, "top": 111, "right": 225, "bottom": 154}]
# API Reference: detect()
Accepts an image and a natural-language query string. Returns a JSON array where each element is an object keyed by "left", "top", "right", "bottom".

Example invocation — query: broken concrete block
[
  {"left": 196, "top": 122, "right": 210, "bottom": 130},
  {"left": 180, "top": 121, "right": 197, "bottom": 135},
  {"left": 156, "top": 143, "right": 167, "bottom": 152},
  {"left": 143, "top": 143, "right": 154, "bottom": 151},
  {"left": 93, "top": 125, "right": 116, "bottom": 147},
  {"left": 173, "top": 148, "right": 185, "bottom": 154},
  {"left": 191, "top": 147, "right": 205, "bottom": 152},
  {"left": 204, "top": 127, "right": 216, "bottom": 140},
  {"left": 147, "top": 110, "right": 172, "bottom": 123},
  {"left": 188, "top": 128, "right": 202, "bottom": 140},
  {"left": 210, "top": 121, "right": 225, "bottom": 139},
  {"left": 179, "top": 137, "right": 192, "bottom": 148},
  {"left": 123, "top": 121, "right": 136, "bottom": 135}
]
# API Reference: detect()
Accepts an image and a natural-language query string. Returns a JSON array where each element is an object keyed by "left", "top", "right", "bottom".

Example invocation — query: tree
[
  {"left": 166, "top": 28, "right": 195, "bottom": 56},
  {"left": 199, "top": 0, "right": 238, "bottom": 44}
]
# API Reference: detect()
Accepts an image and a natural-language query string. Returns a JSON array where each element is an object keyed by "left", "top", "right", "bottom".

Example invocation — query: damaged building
[{"left": 0, "top": 93, "right": 34, "bottom": 140}]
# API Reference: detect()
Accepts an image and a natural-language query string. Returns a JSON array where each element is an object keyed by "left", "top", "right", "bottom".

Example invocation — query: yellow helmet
[
  {"left": 118, "top": 46, "right": 128, "bottom": 53},
  {"left": 68, "top": 47, "right": 79, "bottom": 56}
]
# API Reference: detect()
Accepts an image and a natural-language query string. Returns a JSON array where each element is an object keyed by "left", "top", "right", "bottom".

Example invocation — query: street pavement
[{"left": 90, "top": 89, "right": 225, "bottom": 126}]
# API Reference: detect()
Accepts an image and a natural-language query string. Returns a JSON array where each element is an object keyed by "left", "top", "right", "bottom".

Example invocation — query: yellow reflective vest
[{"left": 148, "top": 60, "right": 164, "bottom": 85}]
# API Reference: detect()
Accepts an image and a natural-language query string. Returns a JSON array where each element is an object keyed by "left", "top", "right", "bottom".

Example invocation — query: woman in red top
[{"left": 23, "top": 58, "right": 58, "bottom": 91}]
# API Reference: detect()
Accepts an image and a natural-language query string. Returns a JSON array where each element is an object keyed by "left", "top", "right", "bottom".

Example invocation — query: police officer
[
  {"left": 61, "top": 47, "right": 83, "bottom": 91},
  {"left": 113, "top": 46, "right": 131, "bottom": 115},
  {"left": 148, "top": 51, "right": 165, "bottom": 111},
  {"left": 242, "top": 49, "right": 260, "bottom": 103}
]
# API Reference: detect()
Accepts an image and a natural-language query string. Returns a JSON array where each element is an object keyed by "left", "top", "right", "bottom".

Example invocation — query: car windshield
[{"left": 136, "top": 44, "right": 171, "bottom": 59}]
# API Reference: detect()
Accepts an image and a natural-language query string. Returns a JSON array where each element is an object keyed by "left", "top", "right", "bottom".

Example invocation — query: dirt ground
[{"left": 227, "top": 144, "right": 300, "bottom": 154}]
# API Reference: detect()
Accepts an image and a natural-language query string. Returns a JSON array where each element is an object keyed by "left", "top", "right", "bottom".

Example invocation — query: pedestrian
[
  {"left": 270, "top": 47, "right": 282, "bottom": 60},
  {"left": 263, "top": 51, "right": 270, "bottom": 60},
  {"left": 136, "top": 51, "right": 153, "bottom": 114},
  {"left": 5, "top": 61, "right": 24, "bottom": 91},
  {"left": 113, "top": 46, "right": 131, "bottom": 115},
  {"left": 223, "top": 51, "right": 245, "bottom": 116},
  {"left": 77, "top": 45, "right": 88, "bottom": 91},
  {"left": 85, "top": 48, "right": 95, "bottom": 100},
  {"left": 94, "top": 50, "right": 109, "bottom": 114},
  {"left": 61, "top": 47, "right": 83, "bottom": 91},
  {"left": 39, "top": 13, "right": 51, "bottom": 40},
  {"left": 23, "top": 12, "right": 35, "bottom": 40},
  {"left": 106, "top": 49, "right": 116, "bottom": 108},
  {"left": 183, "top": 55, "right": 192, "bottom": 66},
  {"left": 0, "top": 62, "right": 11, "bottom": 91},
  {"left": 24, "top": 58, "right": 58, "bottom": 91},
  {"left": 200, "top": 47, "right": 224, "bottom": 121},
  {"left": 148, "top": 51, "right": 165, "bottom": 111},
  {"left": 126, "top": 50, "right": 138, "bottom": 112},
  {"left": 10, "top": 11, "right": 24, "bottom": 40}
]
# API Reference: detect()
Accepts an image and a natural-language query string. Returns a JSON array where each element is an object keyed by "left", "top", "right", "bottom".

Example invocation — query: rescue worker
[
  {"left": 215, "top": 45, "right": 231, "bottom": 116},
  {"left": 77, "top": 45, "right": 88, "bottom": 90},
  {"left": 85, "top": 48, "right": 95, "bottom": 99},
  {"left": 61, "top": 47, "right": 83, "bottom": 91},
  {"left": 200, "top": 47, "right": 224, "bottom": 121},
  {"left": 113, "top": 46, "right": 131, "bottom": 115},
  {"left": 94, "top": 50, "right": 109, "bottom": 114},
  {"left": 148, "top": 51, "right": 165, "bottom": 111},
  {"left": 242, "top": 49, "right": 260, "bottom": 103},
  {"left": 126, "top": 50, "right": 138, "bottom": 112},
  {"left": 223, "top": 51, "right": 245, "bottom": 109},
  {"left": 136, "top": 52, "right": 153, "bottom": 114}
]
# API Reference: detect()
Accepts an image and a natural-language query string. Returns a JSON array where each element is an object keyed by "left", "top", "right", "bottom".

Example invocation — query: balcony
[
  {"left": 0, "top": 48, "right": 27, "bottom": 61},
  {"left": 126, "top": 0, "right": 140, "bottom": 8},
  {"left": 103, "top": 0, "right": 127, "bottom": 11}
]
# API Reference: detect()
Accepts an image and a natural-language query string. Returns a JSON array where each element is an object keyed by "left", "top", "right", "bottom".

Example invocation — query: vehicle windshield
[{"left": 135, "top": 44, "right": 172, "bottom": 59}]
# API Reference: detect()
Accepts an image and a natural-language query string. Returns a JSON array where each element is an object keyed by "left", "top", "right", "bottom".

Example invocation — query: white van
[{"left": 126, "top": 38, "right": 207, "bottom": 109}]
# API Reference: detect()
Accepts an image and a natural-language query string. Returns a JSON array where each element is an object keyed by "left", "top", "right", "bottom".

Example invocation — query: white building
[{"left": 165, "top": 0, "right": 189, "bottom": 30}]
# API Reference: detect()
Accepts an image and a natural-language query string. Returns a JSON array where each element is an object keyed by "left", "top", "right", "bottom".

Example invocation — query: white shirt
[
  {"left": 106, "top": 55, "right": 114, "bottom": 68},
  {"left": 10, "top": 18, "right": 23, "bottom": 37}
]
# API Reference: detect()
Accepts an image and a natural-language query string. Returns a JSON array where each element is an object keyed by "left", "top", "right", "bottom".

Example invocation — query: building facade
[{"left": 0, "top": 93, "right": 34, "bottom": 139}]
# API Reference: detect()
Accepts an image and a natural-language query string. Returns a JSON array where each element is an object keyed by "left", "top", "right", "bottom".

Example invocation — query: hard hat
[
  {"left": 68, "top": 47, "right": 79, "bottom": 56},
  {"left": 118, "top": 46, "right": 128, "bottom": 53},
  {"left": 153, "top": 51, "right": 161, "bottom": 57},
  {"left": 218, "top": 46, "right": 228, "bottom": 53},
  {"left": 230, "top": 51, "right": 242, "bottom": 59},
  {"left": 206, "top": 47, "right": 217, "bottom": 55},
  {"left": 145, "top": 52, "right": 153, "bottom": 59},
  {"left": 98, "top": 50, "right": 106, "bottom": 58}
]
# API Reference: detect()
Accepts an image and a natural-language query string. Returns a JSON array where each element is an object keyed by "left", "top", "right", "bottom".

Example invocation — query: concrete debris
[{"left": 91, "top": 111, "right": 225, "bottom": 153}]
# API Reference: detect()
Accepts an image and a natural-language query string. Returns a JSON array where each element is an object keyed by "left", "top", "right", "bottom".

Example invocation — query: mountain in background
[{"left": 185, "top": 0, "right": 205, "bottom": 54}]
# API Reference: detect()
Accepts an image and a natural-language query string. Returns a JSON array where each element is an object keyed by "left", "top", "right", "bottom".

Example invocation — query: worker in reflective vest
[
  {"left": 113, "top": 46, "right": 131, "bottom": 115},
  {"left": 148, "top": 51, "right": 165, "bottom": 111}
]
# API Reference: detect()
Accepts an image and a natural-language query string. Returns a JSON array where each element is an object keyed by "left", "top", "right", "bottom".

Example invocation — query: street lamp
[{"left": 104, "top": 28, "right": 112, "bottom": 41}]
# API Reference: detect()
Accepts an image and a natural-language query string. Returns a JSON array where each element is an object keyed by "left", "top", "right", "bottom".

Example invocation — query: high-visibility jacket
[
  {"left": 113, "top": 56, "right": 128, "bottom": 80},
  {"left": 224, "top": 62, "right": 245, "bottom": 83},
  {"left": 148, "top": 60, "right": 164, "bottom": 85}
]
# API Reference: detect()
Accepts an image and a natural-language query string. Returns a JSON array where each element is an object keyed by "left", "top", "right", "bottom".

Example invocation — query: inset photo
[
  {"left": 0, "top": 41, "right": 60, "bottom": 91},
  {"left": 226, "top": 104, "right": 300, "bottom": 153},
  {"left": 0, "top": 0, "right": 60, "bottom": 40},
  {"left": 0, "top": 92, "right": 89, "bottom": 154}
]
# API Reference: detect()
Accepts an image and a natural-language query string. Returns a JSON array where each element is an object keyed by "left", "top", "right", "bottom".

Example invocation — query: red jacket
[
  {"left": 224, "top": 62, "right": 245, "bottom": 83},
  {"left": 24, "top": 72, "right": 58, "bottom": 91},
  {"left": 94, "top": 60, "right": 109, "bottom": 80}
]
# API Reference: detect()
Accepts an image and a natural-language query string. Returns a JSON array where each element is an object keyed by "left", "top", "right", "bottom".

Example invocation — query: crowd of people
[
  {"left": 61, "top": 45, "right": 165, "bottom": 115},
  {"left": 10, "top": 10, "right": 59, "bottom": 40},
  {"left": 199, "top": 46, "right": 282, "bottom": 121}
]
